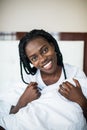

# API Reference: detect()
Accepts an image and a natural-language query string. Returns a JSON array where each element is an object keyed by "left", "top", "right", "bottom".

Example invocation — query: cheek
[
  {"left": 31, "top": 61, "right": 39, "bottom": 68},
  {"left": 47, "top": 48, "right": 56, "bottom": 57},
  {"left": 52, "top": 52, "right": 58, "bottom": 63},
  {"left": 51, "top": 51, "right": 57, "bottom": 58}
]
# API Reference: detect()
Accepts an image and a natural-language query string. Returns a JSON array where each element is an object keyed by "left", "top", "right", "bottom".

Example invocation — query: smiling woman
[
  {"left": 24, "top": 36, "right": 62, "bottom": 85},
  {"left": 25, "top": 37, "right": 57, "bottom": 73},
  {"left": 18, "top": 30, "right": 65, "bottom": 82},
  {"left": 0, "top": 29, "right": 87, "bottom": 130}
]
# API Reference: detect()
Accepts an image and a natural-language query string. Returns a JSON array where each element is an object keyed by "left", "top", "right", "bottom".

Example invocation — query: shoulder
[{"left": 64, "top": 63, "right": 86, "bottom": 79}]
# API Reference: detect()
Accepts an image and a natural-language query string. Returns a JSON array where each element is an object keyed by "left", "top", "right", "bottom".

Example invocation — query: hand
[
  {"left": 18, "top": 82, "right": 41, "bottom": 106},
  {"left": 58, "top": 79, "right": 86, "bottom": 107},
  {"left": 10, "top": 82, "right": 41, "bottom": 114}
]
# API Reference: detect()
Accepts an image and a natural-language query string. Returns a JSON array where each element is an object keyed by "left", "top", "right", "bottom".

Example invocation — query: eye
[
  {"left": 30, "top": 55, "right": 38, "bottom": 62},
  {"left": 41, "top": 47, "right": 48, "bottom": 54}
]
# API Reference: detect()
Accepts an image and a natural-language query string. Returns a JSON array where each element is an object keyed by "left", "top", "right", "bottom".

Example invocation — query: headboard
[{"left": 0, "top": 32, "right": 87, "bottom": 92}]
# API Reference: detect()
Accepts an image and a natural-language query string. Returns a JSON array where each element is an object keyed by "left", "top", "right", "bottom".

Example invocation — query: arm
[
  {"left": 81, "top": 98, "right": 87, "bottom": 121},
  {"left": 58, "top": 79, "right": 87, "bottom": 121},
  {"left": 10, "top": 82, "right": 41, "bottom": 114}
]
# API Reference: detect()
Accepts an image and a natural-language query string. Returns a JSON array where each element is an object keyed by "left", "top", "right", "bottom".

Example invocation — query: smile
[{"left": 43, "top": 61, "right": 52, "bottom": 70}]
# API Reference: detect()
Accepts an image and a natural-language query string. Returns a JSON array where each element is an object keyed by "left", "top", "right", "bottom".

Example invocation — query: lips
[{"left": 43, "top": 61, "right": 52, "bottom": 70}]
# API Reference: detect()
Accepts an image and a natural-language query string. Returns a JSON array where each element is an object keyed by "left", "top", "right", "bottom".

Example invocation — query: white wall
[{"left": 0, "top": 0, "right": 87, "bottom": 32}]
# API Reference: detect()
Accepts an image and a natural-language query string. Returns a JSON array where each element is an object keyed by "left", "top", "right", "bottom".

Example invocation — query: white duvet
[{"left": 0, "top": 78, "right": 87, "bottom": 130}]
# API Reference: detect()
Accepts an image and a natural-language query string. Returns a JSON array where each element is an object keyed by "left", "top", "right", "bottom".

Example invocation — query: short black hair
[{"left": 18, "top": 29, "right": 66, "bottom": 84}]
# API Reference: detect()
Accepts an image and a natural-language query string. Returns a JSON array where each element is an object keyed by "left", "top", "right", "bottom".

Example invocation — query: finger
[
  {"left": 59, "top": 85, "right": 69, "bottom": 94},
  {"left": 62, "top": 82, "right": 72, "bottom": 91},
  {"left": 30, "top": 83, "right": 38, "bottom": 89},
  {"left": 36, "top": 91, "right": 41, "bottom": 98},
  {"left": 27, "top": 84, "right": 37, "bottom": 91},
  {"left": 35, "top": 88, "right": 40, "bottom": 93},
  {"left": 59, "top": 84, "right": 65, "bottom": 91},
  {"left": 30, "top": 82, "right": 38, "bottom": 86},
  {"left": 38, "top": 91, "right": 41, "bottom": 97},
  {"left": 27, "top": 82, "right": 35, "bottom": 88},
  {"left": 73, "top": 78, "right": 81, "bottom": 88},
  {"left": 61, "top": 82, "right": 73, "bottom": 92},
  {"left": 58, "top": 87, "right": 69, "bottom": 97},
  {"left": 32, "top": 85, "right": 38, "bottom": 89}
]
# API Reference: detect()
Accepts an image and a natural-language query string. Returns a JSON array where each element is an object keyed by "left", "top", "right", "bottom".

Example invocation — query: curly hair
[{"left": 18, "top": 29, "right": 66, "bottom": 84}]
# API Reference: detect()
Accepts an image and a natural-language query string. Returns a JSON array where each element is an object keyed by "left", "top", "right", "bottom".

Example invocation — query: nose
[{"left": 38, "top": 54, "right": 46, "bottom": 63}]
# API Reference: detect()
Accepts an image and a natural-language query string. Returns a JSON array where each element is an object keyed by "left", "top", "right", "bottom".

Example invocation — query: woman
[{"left": 0, "top": 29, "right": 87, "bottom": 130}]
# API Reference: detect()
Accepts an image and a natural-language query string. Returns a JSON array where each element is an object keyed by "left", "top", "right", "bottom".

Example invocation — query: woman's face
[{"left": 25, "top": 37, "right": 58, "bottom": 74}]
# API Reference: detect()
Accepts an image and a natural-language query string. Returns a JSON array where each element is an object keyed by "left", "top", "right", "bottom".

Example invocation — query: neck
[{"left": 41, "top": 66, "right": 62, "bottom": 86}]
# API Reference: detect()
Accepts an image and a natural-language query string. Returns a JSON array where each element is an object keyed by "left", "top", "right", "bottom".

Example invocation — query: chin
[{"left": 42, "top": 68, "right": 56, "bottom": 75}]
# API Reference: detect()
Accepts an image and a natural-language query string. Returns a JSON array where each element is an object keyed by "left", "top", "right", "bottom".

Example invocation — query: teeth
[{"left": 43, "top": 61, "right": 52, "bottom": 68}]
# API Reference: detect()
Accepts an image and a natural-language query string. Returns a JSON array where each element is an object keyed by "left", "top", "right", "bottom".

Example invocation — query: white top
[{"left": 0, "top": 64, "right": 87, "bottom": 130}]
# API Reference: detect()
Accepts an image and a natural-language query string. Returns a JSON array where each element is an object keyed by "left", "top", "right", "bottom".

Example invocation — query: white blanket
[{"left": 0, "top": 78, "right": 87, "bottom": 130}]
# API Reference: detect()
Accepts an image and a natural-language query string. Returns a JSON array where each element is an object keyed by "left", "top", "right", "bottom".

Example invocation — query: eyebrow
[
  {"left": 40, "top": 44, "right": 48, "bottom": 51},
  {"left": 29, "top": 44, "right": 48, "bottom": 58}
]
